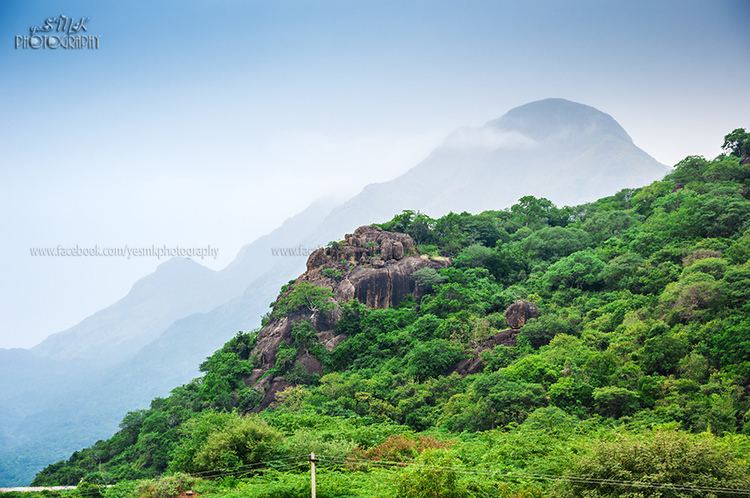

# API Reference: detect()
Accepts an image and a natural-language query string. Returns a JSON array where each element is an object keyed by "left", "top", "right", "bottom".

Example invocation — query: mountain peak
[{"left": 488, "top": 98, "right": 632, "bottom": 143}]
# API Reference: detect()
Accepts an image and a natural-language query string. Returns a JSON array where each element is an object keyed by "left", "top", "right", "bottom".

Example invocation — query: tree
[
  {"left": 659, "top": 272, "right": 723, "bottom": 323},
  {"left": 639, "top": 334, "right": 689, "bottom": 375},
  {"left": 543, "top": 250, "right": 606, "bottom": 290},
  {"left": 519, "top": 226, "right": 592, "bottom": 262},
  {"left": 406, "top": 339, "right": 465, "bottom": 381},
  {"left": 413, "top": 267, "right": 447, "bottom": 294},
  {"left": 271, "top": 281, "right": 335, "bottom": 318},
  {"left": 381, "top": 210, "right": 436, "bottom": 244},
  {"left": 519, "top": 315, "right": 579, "bottom": 349},
  {"left": 171, "top": 413, "right": 281, "bottom": 473},
  {"left": 592, "top": 386, "right": 640, "bottom": 418},
  {"left": 722, "top": 128, "right": 750, "bottom": 159},
  {"left": 601, "top": 252, "right": 645, "bottom": 291},
  {"left": 510, "top": 196, "right": 569, "bottom": 230}
]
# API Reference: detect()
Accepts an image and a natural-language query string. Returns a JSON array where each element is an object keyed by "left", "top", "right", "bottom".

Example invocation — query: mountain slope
[
  {"left": 1, "top": 98, "right": 669, "bottom": 486},
  {"left": 0, "top": 199, "right": 339, "bottom": 486},
  {"left": 32, "top": 145, "right": 750, "bottom": 496}
]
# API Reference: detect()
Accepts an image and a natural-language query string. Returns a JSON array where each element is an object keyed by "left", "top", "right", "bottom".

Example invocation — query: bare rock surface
[{"left": 246, "top": 225, "right": 449, "bottom": 408}]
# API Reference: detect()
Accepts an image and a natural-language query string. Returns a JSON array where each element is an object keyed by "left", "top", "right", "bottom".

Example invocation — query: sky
[{"left": 0, "top": 0, "right": 748, "bottom": 349}]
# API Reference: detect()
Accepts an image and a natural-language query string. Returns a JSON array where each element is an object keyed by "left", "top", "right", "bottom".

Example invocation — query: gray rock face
[
  {"left": 246, "top": 226, "right": 449, "bottom": 407},
  {"left": 304, "top": 226, "right": 446, "bottom": 309}
]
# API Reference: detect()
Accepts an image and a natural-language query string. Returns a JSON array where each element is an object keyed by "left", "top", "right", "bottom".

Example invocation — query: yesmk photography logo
[{"left": 14, "top": 15, "right": 100, "bottom": 50}]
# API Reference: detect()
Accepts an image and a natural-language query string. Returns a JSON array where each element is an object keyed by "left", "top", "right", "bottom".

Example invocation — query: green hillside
[{"left": 31, "top": 130, "right": 750, "bottom": 497}]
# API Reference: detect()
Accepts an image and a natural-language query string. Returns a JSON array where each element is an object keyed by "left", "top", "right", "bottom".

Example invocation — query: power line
[
  {"left": 78, "top": 451, "right": 748, "bottom": 497},
  {"left": 314, "top": 454, "right": 750, "bottom": 496}
]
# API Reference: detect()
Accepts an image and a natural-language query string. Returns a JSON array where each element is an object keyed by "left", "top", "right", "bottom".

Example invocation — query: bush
[
  {"left": 351, "top": 434, "right": 450, "bottom": 465},
  {"left": 519, "top": 315, "right": 579, "bottom": 349},
  {"left": 562, "top": 430, "right": 750, "bottom": 497},
  {"left": 592, "top": 386, "right": 640, "bottom": 418},
  {"left": 405, "top": 340, "right": 465, "bottom": 381},
  {"left": 272, "top": 282, "right": 335, "bottom": 319},
  {"left": 170, "top": 413, "right": 281, "bottom": 474},
  {"left": 413, "top": 267, "right": 447, "bottom": 294},
  {"left": 519, "top": 226, "right": 592, "bottom": 261},
  {"left": 660, "top": 273, "right": 723, "bottom": 323},
  {"left": 75, "top": 483, "right": 103, "bottom": 498},
  {"left": 396, "top": 449, "right": 464, "bottom": 498},
  {"left": 137, "top": 473, "right": 196, "bottom": 498},
  {"left": 321, "top": 267, "right": 343, "bottom": 280}
]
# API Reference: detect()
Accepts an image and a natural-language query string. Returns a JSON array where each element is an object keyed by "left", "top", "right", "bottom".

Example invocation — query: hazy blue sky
[{"left": 1, "top": 0, "right": 748, "bottom": 348}]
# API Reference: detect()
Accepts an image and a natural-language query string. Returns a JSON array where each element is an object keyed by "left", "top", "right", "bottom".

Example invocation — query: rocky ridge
[{"left": 246, "top": 226, "right": 450, "bottom": 408}]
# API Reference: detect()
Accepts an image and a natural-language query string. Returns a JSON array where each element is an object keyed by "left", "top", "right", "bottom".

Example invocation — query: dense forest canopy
[{"left": 30, "top": 130, "right": 750, "bottom": 497}]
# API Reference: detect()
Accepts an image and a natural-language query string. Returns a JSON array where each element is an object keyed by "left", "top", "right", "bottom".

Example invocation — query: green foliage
[
  {"left": 321, "top": 267, "right": 344, "bottom": 280},
  {"left": 170, "top": 413, "right": 280, "bottom": 474},
  {"left": 543, "top": 250, "right": 606, "bottom": 290},
  {"left": 562, "top": 430, "right": 750, "bottom": 497},
  {"left": 396, "top": 449, "right": 464, "bottom": 498},
  {"left": 519, "top": 315, "right": 579, "bottom": 349},
  {"left": 192, "top": 416, "right": 280, "bottom": 473},
  {"left": 405, "top": 339, "right": 465, "bottom": 381},
  {"left": 34, "top": 133, "right": 750, "bottom": 497},
  {"left": 592, "top": 386, "right": 640, "bottom": 418},
  {"left": 518, "top": 226, "right": 591, "bottom": 261},
  {"left": 412, "top": 267, "right": 446, "bottom": 293},
  {"left": 76, "top": 482, "right": 104, "bottom": 498},
  {"left": 722, "top": 128, "right": 750, "bottom": 159},
  {"left": 136, "top": 473, "right": 196, "bottom": 498},
  {"left": 271, "top": 282, "right": 335, "bottom": 319}
]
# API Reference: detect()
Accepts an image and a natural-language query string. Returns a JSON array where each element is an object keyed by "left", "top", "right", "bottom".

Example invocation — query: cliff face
[{"left": 247, "top": 226, "right": 449, "bottom": 408}]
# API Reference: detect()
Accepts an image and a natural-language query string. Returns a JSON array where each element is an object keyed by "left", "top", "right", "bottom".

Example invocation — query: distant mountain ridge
[{"left": 0, "top": 98, "right": 669, "bottom": 485}]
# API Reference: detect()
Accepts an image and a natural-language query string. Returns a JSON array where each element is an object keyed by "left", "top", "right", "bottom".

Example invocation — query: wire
[
  {"left": 313, "top": 454, "right": 750, "bottom": 496},
  {"left": 187, "top": 454, "right": 308, "bottom": 478},
  {"left": 87, "top": 451, "right": 749, "bottom": 496}
]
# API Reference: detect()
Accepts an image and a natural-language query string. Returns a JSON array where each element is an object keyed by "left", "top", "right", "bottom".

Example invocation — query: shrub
[
  {"left": 681, "top": 257, "right": 728, "bottom": 279},
  {"left": 405, "top": 340, "right": 465, "bottom": 381},
  {"left": 137, "top": 473, "right": 196, "bottom": 498},
  {"left": 351, "top": 434, "right": 451, "bottom": 464},
  {"left": 396, "top": 449, "right": 464, "bottom": 498},
  {"left": 592, "top": 386, "right": 640, "bottom": 418},
  {"left": 321, "top": 267, "right": 343, "bottom": 280},
  {"left": 413, "top": 267, "right": 447, "bottom": 293},
  {"left": 272, "top": 282, "right": 335, "bottom": 319},
  {"left": 660, "top": 273, "right": 723, "bottom": 323},
  {"left": 170, "top": 413, "right": 281, "bottom": 474},
  {"left": 562, "top": 430, "right": 750, "bottom": 497},
  {"left": 519, "top": 315, "right": 579, "bottom": 349}
]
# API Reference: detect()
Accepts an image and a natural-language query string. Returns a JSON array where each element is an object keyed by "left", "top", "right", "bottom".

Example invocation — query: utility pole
[{"left": 310, "top": 452, "right": 318, "bottom": 498}]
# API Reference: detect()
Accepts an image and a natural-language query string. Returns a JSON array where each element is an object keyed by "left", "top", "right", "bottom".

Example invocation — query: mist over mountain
[
  {"left": 314, "top": 99, "right": 665, "bottom": 234},
  {"left": 0, "top": 99, "right": 669, "bottom": 485}
]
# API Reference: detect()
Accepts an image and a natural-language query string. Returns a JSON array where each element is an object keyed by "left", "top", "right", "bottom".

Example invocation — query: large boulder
[
  {"left": 304, "top": 225, "right": 446, "bottom": 309},
  {"left": 246, "top": 225, "right": 449, "bottom": 408},
  {"left": 505, "top": 300, "right": 540, "bottom": 329}
]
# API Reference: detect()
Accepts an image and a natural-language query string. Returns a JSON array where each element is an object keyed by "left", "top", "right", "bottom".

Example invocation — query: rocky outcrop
[
  {"left": 452, "top": 300, "right": 541, "bottom": 375},
  {"left": 302, "top": 226, "right": 443, "bottom": 308},
  {"left": 246, "top": 226, "right": 449, "bottom": 409},
  {"left": 504, "top": 300, "right": 540, "bottom": 329}
]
